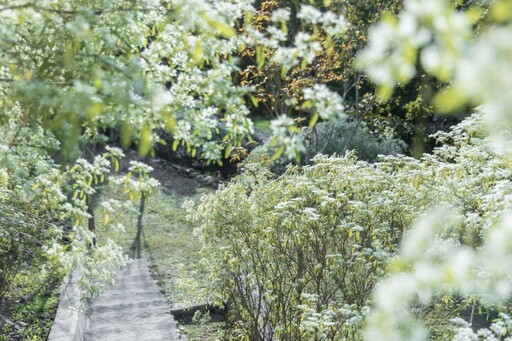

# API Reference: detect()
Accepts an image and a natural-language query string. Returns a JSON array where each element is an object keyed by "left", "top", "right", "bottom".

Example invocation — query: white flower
[
  {"left": 271, "top": 8, "right": 291, "bottom": 23},
  {"left": 321, "top": 11, "right": 347, "bottom": 37},
  {"left": 303, "top": 84, "right": 344, "bottom": 121},
  {"left": 297, "top": 5, "right": 322, "bottom": 24}
]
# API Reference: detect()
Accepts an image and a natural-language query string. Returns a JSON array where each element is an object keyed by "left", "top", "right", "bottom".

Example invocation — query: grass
[{"left": 96, "top": 180, "right": 224, "bottom": 340}]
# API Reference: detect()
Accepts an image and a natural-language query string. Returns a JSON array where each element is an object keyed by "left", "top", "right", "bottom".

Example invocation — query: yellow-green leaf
[
  {"left": 103, "top": 213, "right": 110, "bottom": 226},
  {"left": 8, "top": 63, "right": 20, "bottom": 80},
  {"left": 301, "top": 100, "right": 314, "bottom": 110},
  {"left": 65, "top": 44, "right": 74, "bottom": 69},
  {"left": 172, "top": 139, "right": 179, "bottom": 151},
  {"left": 121, "top": 121, "right": 132, "bottom": 148},
  {"left": 165, "top": 114, "right": 177, "bottom": 133},
  {"left": 491, "top": 1, "right": 512, "bottom": 23},
  {"left": 271, "top": 145, "right": 285, "bottom": 161},
  {"left": 377, "top": 85, "right": 393, "bottom": 101},
  {"left": 256, "top": 46, "right": 265, "bottom": 70},
  {"left": 192, "top": 40, "right": 204, "bottom": 64},
  {"left": 138, "top": 125, "right": 152, "bottom": 156},
  {"left": 308, "top": 113, "right": 319, "bottom": 128},
  {"left": 87, "top": 102, "right": 103, "bottom": 118},
  {"left": 224, "top": 143, "right": 233, "bottom": 159},
  {"left": 210, "top": 20, "right": 236, "bottom": 39},
  {"left": 433, "top": 87, "right": 468, "bottom": 113},
  {"left": 94, "top": 77, "right": 102, "bottom": 89},
  {"left": 250, "top": 95, "right": 258, "bottom": 107}
]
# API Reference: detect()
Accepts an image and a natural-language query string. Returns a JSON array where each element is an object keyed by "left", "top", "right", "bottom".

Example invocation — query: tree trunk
[
  {"left": 132, "top": 193, "right": 146, "bottom": 259},
  {"left": 86, "top": 196, "right": 96, "bottom": 246}
]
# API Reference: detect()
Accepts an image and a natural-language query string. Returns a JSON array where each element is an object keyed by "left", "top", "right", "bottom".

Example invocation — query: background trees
[{"left": 1, "top": 0, "right": 512, "bottom": 339}]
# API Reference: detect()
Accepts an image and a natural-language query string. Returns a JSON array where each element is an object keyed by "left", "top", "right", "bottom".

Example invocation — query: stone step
[
  {"left": 86, "top": 256, "right": 186, "bottom": 340},
  {"left": 86, "top": 331, "right": 183, "bottom": 341},
  {"left": 88, "top": 312, "right": 177, "bottom": 328},
  {"left": 90, "top": 300, "right": 171, "bottom": 315},
  {"left": 92, "top": 288, "right": 165, "bottom": 304},
  {"left": 109, "top": 279, "right": 161, "bottom": 289},
  {"left": 86, "top": 328, "right": 183, "bottom": 341},
  {"left": 88, "top": 310, "right": 177, "bottom": 330}
]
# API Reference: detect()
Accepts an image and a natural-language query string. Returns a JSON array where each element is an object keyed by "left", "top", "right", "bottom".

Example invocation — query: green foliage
[
  {"left": 191, "top": 153, "right": 437, "bottom": 339},
  {"left": 302, "top": 119, "right": 407, "bottom": 162},
  {"left": 193, "top": 111, "right": 512, "bottom": 339},
  {"left": 1, "top": 0, "right": 512, "bottom": 340},
  {"left": 0, "top": 281, "right": 61, "bottom": 341}
]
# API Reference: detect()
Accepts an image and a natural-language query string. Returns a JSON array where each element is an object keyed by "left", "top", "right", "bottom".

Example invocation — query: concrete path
[{"left": 85, "top": 258, "right": 186, "bottom": 341}]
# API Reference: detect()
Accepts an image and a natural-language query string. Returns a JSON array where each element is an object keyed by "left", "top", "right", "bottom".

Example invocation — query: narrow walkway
[{"left": 85, "top": 258, "right": 186, "bottom": 341}]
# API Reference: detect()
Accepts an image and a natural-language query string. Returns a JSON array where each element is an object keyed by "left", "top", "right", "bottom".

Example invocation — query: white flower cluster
[
  {"left": 298, "top": 5, "right": 347, "bottom": 37},
  {"left": 358, "top": 0, "right": 470, "bottom": 89},
  {"left": 128, "top": 160, "right": 153, "bottom": 175},
  {"left": 452, "top": 314, "right": 512, "bottom": 340},
  {"left": 363, "top": 114, "right": 512, "bottom": 340},
  {"left": 270, "top": 115, "right": 305, "bottom": 160},
  {"left": 303, "top": 84, "right": 345, "bottom": 121}
]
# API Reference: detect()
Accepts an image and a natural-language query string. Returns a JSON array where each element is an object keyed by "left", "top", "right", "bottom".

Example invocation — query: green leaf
[
  {"left": 250, "top": 95, "right": 258, "bottom": 107},
  {"left": 172, "top": 139, "right": 179, "bottom": 151},
  {"left": 224, "top": 143, "right": 233, "bottom": 159},
  {"left": 87, "top": 102, "right": 103, "bottom": 118},
  {"left": 121, "top": 121, "right": 132, "bottom": 148},
  {"left": 270, "top": 136, "right": 279, "bottom": 147},
  {"left": 308, "top": 113, "right": 319, "bottom": 128},
  {"left": 64, "top": 44, "right": 74, "bottom": 69},
  {"left": 433, "top": 87, "right": 468, "bottom": 113},
  {"left": 301, "top": 100, "right": 314, "bottom": 110},
  {"left": 256, "top": 46, "right": 264, "bottom": 70},
  {"left": 209, "top": 20, "right": 236, "bottom": 39},
  {"left": 138, "top": 125, "right": 152, "bottom": 156},
  {"left": 192, "top": 40, "right": 204, "bottom": 65},
  {"left": 165, "top": 114, "right": 177, "bottom": 133},
  {"left": 271, "top": 145, "right": 285, "bottom": 161}
]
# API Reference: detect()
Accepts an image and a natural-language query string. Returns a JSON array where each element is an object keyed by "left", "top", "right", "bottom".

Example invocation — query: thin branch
[
  {"left": 1, "top": 3, "right": 165, "bottom": 15},
  {"left": 0, "top": 3, "right": 31, "bottom": 12}
]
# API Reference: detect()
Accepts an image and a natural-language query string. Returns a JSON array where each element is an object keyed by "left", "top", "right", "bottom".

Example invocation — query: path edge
[{"left": 48, "top": 268, "right": 86, "bottom": 341}]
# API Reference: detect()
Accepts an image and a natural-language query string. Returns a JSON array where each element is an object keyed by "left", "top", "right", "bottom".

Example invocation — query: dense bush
[
  {"left": 191, "top": 154, "right": 431, "bottom": 339},
  {"left": 191, "top": 113, "right": 512, "bottom": 339}
]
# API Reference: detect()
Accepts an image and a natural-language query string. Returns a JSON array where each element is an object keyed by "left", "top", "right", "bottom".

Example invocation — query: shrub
[{"left": 191, "top": 153, "right": 434, "bottom": 340}]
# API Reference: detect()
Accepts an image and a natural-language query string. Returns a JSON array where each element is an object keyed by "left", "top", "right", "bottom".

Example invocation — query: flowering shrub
[
  {"left": 192, "top": 110, "right": 512, "bottom": 339},
  {"left": 356, "top": 0, "right": 512, "bottom": 339}
]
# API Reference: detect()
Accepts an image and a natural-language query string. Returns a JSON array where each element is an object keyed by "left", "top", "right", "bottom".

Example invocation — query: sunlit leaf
[{"left": 138, "top": 125, "right": 153, "bottom": 156}]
